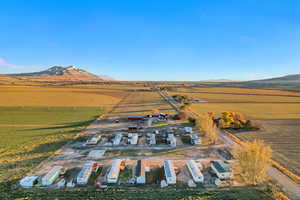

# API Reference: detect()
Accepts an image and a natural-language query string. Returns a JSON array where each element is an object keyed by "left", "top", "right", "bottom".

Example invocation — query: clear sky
[{"left": 1, "top": 0, "right": 300, "bottom": 81}]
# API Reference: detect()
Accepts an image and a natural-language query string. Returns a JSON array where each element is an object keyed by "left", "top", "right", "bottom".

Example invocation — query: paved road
[{"left": 159, "top": 90, "right": 300, "bottom": 200}]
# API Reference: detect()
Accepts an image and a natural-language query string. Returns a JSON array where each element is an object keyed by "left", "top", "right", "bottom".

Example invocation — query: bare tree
[{"left": 196, "top": 112, "right": 218, "bottom": 144}]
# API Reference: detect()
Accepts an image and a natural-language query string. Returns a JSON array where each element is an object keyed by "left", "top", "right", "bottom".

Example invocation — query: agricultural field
[
  {"left": 110, "top": 91, "right": 175, "bottom": 116},
  {"left": 0, "top": 107, "right": 104, "bottom": 183},
  {"left": 171, "top": 87, "right": 300, "bottom": 175}
]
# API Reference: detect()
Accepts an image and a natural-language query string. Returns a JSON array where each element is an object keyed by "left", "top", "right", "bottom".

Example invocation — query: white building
[
  {"left": 86, "top": 134, "right": 101, "bottom": 145},
  {"left": 211, "top": 161, "right": 232, "bottom": 180},
  {"left": 107, "top": 159, "right": 122, "bottom": 183},
  {"left": 135, "top": 160, "right": 146, "bottom": 184},
  {"left": 184, "top": 127, "right": 193, "bottom": 134},
  {"left": 113, "top": 134, "right": 123, "bottom": 146},
  {"left": 88, "top": 150, "right": 106, "bottom": 159},
  {"left": 20, "top": 176, "right": 39, "bottom": 187},
  {"left": 77, "top": 161, "right": 95, "bottom": 185},
  {"left": 167, "top": 134, "right": 176, "bottom": 147},
  {"left": 187, "top": 160, "right": 204, "bottom": 183},
  {"left": 190, "top": 134, "right": 201, "bottom": 145},
  {"left": 163, "top": 160, "right": 176, "bottom": 184},
  {"left": 129, "top": 133, "right": 138, "bottom": 145},
  {"left": 149, "top": 134, "right": 156, "bottom": 145},
  {"left": 42, "top": 166, "right": 63, "bottom": 186}
]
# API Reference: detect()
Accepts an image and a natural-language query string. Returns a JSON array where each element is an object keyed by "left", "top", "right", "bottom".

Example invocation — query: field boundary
[{"left": 223, "top": 130, "right": 300, "bottom": 184}]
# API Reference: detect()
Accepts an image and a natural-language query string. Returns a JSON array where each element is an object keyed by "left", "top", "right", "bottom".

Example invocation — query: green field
[
  {"left": 173, "top": 87, "right": 300, "bottom": 176},
  {"left": 1, "top": 187, "right": 273, "bottom": 200},
  {"left": 0, "top": 107, "right": 104, "bottom": 183}
]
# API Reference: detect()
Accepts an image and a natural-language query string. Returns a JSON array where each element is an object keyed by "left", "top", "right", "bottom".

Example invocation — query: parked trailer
[
  {"left": 163, "top": 160, "right": 176, "bottom": 184},
  {"left": 211, "top": 161, "right": 232, "bottom": 180},
  {"left": 190, "top": 134, "right": 201, "bottom": 145},
  {"left": 167, "top": 134, "right": 176, "bottom": 147},
  {"left": 184, "top": 127, "right": 193, "bottom": 134},
  {"left": 135, "top": 160, "right": 146, "bottom": 184},
  {"left": 20, "top": 176, "right": 39, "bottom": 187},
  {"left": 149, "top": 134, "right": 156, "bottom": 145},
  {"left": 42, "top": 166, "right": 63, "bottom": 186},
  {"left": 129, "top": 133, "right": 138, "bottom": 145},
  {"left": 77, "top": 161, "right": 96, "bottom": 185},
  {"left": 107, "top": 159, "right": 122, "bottom": 183},
  {"left": 86, "top": 134, "right": 101, "bottom": 145},
  {"left": 113, "top": 134, "right": 123, "bottom": 146},
  {"left": 187, "top": 160, "right": 204, "bottom": 183}
]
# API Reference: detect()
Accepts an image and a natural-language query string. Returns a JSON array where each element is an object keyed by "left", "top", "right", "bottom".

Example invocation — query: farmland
[{"left": 171, "top": 87, "right": 300, "bottom": 176}]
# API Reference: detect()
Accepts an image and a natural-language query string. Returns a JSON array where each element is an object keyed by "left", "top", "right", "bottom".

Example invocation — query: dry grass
[
  {"left": 175, "top": 87, "right": 300, "bottom": 176},
  {"left": 110, "top": 91, "right": 175, "bottom": 116}
]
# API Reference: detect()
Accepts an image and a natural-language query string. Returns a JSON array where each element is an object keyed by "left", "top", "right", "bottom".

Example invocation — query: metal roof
[{"left": 211, "top": 161, "right": 231, "bottom": 173}]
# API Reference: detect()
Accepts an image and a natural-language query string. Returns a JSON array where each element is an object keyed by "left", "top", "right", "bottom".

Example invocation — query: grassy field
[
  {"left": 110, "top": 91, "right": 175, "bottom": 116},
  {"left": 0, "top": 107, "right": 104, "bottom": 183},
  {"left": 1, "top": 186, "right": 273, "bottom": 200},
  {"left": 173, "top": 87, "right": 300, "bottom": 176}
]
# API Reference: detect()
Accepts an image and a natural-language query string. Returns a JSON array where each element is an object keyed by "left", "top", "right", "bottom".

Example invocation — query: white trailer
[
  {"left": 107, "top": 159, "right": 122, "bottom": 184},
  {"left": 149, "top": 134, "right": 156, "bottom": 145},
  {"left": 167, "top": 134, "right": 176, "bottom": 147},
  {"left": 184, "top": 127, "right": 193, "bottom": 134},
  {"left": 42, "top": 166, "right": 63, "bottom": 186},
  {"left": 77, "top": 161, "right": 95, "bottom": 185},
  {"left": 86, "top": 134, "right": 101, "bottom": 145},
  {"left": 211, "top": 161, "right": 232, "bottom": 180},
  {"left": 129, "top": 133, "right": 138, "bottom": 145},
  {"left": 187, "top": 160, "right": 204, "bottom": 183},
  {"left": 163, "top": 160, "right": 176, "bottom": 184},
  {"left": 190, "top": 134, "right": 201, "bottom": 145},
  {"left": 113, "top": 134, "right": 122, "bottom": 146},
  {"left": 20, "top": 176, "right": 39, "bottom": 187}
]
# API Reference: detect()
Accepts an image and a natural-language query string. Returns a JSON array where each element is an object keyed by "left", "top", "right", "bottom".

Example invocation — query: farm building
[
  {"left": 190, "top": 134, "right": 201, "bottom": 145},
  {"left": 211, "top": 161, "right": 232, "bottom": 180},
  {"left": 113, "top": 134, "right": 123, "bottom": 146},
  {"left": 88, "top": 150, "right": 106, "bottom": 159},
  {"left": 77, "top": 161, "right": 96, "bottom": 185},
  {"left": 128, "top": 133, "right": 139, "bottom": 145},
  {"left": 86, "top": 134, "right": 101, "bottom": 145},
  {"left": 107, "top": 159, "right": 122, "bottom": 183},
  {"left": 187, "top": 160, "right": 204, "bottom": 183},
  {"left": 128, "top": 115, "right": 145, "bottom": 121},
  {"left": 149, "top": 134, "right": 156, "bottom": 145},
  {"left": 42, "top": 165, "right": 63, "bottom": 186},
  {"left": 20, "top": 176, "right": 39, "bottom": 187},
  {"left": 163, "top": 160, "right": 176, "bottom": 184},
  {"left": 167, "top": 134, "right": 176, "bottom": 147},
  {"left": 135, "top": 160, "right": 146, "bottom": 184}
]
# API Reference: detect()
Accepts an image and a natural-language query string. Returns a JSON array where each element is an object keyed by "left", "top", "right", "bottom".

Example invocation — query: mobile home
[
  {"left": 135, "top": 160, "right": 146, "bottom": 184},
  {"left": 107, "top": 159, "right": 122, "bottom": 183},
  {"left": 211, "top": 161, "right": 232, "bottom": 180},
  {"left": 86, "top": 134, "right": 101, "bottom": 145},
  {"left": 20, "top": 176, "right": 39, "bottom": 187},
  {"left": 113, "top": 134, "right": 123, "bottom": 146},
  {"left": 187, "top": 160, "right": 204, "bottom": 183},
  {"left": 167, "top": 134, "right": 176, "bottom": 147},
  {"left": 42, "top": 166, "right": 63, "bottom": 186},
  {"left": 163, "top": 160, "right": 176, "bottom": 184},
  {"left": 149, "top": 134, "right": 156, "bottom": 145},
  {"left": 190, "top": 134, "right": 201, "bottom": 145},
  {"left": 77, "top": 161, "right": 96, "bottom": 185},
  {"left": 129, "top": 133, "right": 138, "bottom": 145}
]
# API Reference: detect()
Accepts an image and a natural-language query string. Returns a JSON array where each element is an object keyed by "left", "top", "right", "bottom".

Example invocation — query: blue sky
[{"left": 1, "top": 0, "right": 300, "bottom": 81}]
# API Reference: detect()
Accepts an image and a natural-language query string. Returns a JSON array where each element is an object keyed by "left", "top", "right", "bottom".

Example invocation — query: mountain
[
  {"left": 248, "top": 74, "right": 300, "bottom": 84},
  {"left": 1, "top": 66, "right": 113, "bottom": 84}
]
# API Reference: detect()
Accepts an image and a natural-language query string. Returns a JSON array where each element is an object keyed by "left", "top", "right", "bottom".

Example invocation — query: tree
[
  {"left": 196, "top": 112, "right": 218, "bottom": 144},
  {"left": 233, "top": 140, "right": 272, "bottom": 185}
]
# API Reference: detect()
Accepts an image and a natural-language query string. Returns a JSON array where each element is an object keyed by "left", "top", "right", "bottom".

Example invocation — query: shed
[{"left": 42, "top": 166, "right": 63, "bottom": 186}]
